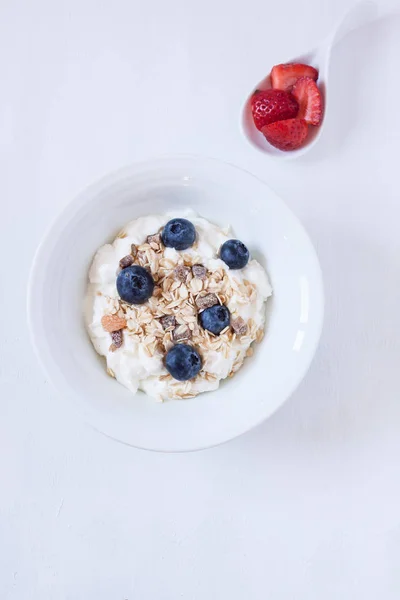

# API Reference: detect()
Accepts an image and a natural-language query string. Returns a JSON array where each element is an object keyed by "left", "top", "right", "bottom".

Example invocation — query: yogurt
[{"left": 85, "top": 211, "right": 272, "bottom": 401}]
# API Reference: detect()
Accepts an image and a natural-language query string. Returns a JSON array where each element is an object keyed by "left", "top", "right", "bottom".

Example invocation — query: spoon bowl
[{"left": 241, "top": 1, "right": 377, "bottom": 159}]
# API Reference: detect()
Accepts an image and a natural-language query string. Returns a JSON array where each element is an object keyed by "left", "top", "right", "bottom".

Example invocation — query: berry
[
  {"left": 271, "top": 63, "right": 318, "bottom": 92},
  {"left": 116, "top": 265, "right": 154, "bottom": 305},
  {"left": 251, "top": 89, "right": 299, "bottom": 131},
  {"left": 261, "top": 118, "right": 308, "bottom": 151},
  {"left": 199, "top": 305, "right": 230, "bottom": 336},
  {"left": 292, "top": 76, "right": 323, "bottom": 126},
  {"left": 165, "top": 344, "right": 202, "bottom": 381},
  {"left": 161, "top": 218, "right": 196, "bottom": 251},
  {"left": 220, "top": 239, "right": 249, "bottom": 269}
]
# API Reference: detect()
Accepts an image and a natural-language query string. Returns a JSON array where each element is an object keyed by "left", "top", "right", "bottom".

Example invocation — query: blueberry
[
  {"left": 220, "top": 239, "right": 249, "bottom": 269},
  {"left": 116, "top": 265, "right": 154, "bottom": 305},
  {"left": 199, "top": 304, "right": 230, "bottom": 335},
  {"left": 161, "top": 218, "right": 196, "bottom": 251},
  {"left": 165, "top": 344, "right": 202, "bottom": 381}
]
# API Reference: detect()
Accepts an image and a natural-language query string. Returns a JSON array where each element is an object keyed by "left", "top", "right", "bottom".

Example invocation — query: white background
[{"left": 1, "top": 0, "right": 400, "bottom": 598}]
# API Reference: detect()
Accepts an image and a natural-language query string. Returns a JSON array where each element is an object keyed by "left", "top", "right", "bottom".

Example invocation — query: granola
[
  {"left": 86, "top": 212, "right": 272, "bottom": 401},
  {"left": 195, "top": 293, "right": 219, "bottom": 311},
  {"left": 231, "top": 316, "right": 247, "bottom": 335},
  {"left": 109, "top": 329, "right": 124, "bottom": 351},
  {"left": 101, "top": 314, "right": 127, "bottom": 333},
  {"left": 192, "top": 264, "right": 207, "bottom": 280},
  {"left": 160, "top": 315, "right": 176, "bottom": 330},
  {"left": 173, "top": 265, "right": 191, "bottom": 282},
  {"left": 119, "top": 255, "right": 134, "bottom": 269},
  {"left": 172, "top": 324, "right": 192, "bottom": 342},
  {"left": 147, "top": 233, "right": 162, "bottom": 250}
]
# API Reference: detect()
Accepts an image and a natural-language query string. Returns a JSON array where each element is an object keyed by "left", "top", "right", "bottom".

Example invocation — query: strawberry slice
[
  {"left": 261, "top": 118, "right": 308, "bottom": 151},
  {"left": 251, "top": 89, "right": 299, "bottom": 131},
  {"left": 292, "top": 76, "right": 323, "bottom": 126},
  {"left": 271, "top": 63, "right": 318, "bottom": 92}
]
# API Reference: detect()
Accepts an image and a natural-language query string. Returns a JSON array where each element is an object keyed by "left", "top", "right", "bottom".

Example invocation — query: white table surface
[{"left": 2, "top": 0, "right": 400, "bottom": 598}]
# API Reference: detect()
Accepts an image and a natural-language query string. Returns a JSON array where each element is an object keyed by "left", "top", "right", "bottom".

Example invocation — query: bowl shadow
[{"left": 223, "top": 222, "right": 400, "bottom": 459}]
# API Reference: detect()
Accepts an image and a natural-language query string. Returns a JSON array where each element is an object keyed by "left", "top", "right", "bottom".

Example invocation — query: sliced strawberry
[
  {"left": 271, "top": 63, "right": 318, "bottom": 92},
  {"left": 292, "top": 76, "right": 323, "bottom": 126},
  {"left": 251, "top": 89, "right": 299, "bottom": 131},
  {"left": 261, "top": 118, "right": 308, "bottom": 151}
]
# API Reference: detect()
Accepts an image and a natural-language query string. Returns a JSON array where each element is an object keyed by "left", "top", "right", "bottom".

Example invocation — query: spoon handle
[{"left": 325, "top": 0, "right": 378, "bottom": 52}]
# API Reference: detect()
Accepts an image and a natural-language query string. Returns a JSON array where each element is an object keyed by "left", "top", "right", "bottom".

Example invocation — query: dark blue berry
[
  {"left": 161, "top": 218, "right": 196, "bottom": 251},
  {"left": 165, "top": 344, "right": 202, "bottom": 381},
  {"left": 116, "top": 265, "right": 154, "bottom": 305},
  {"left": 220, "top": 239, "right": 249, "bottom": 269},
  {"left": 199, "top": 304, "right": 230, "bottom": 335}
]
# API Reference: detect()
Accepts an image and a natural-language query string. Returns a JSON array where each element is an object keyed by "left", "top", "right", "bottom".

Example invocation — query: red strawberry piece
[
  {"left": 292, "top": 76, "right": 323, "bottom": 126},
  {"left": 251, "top": 89, "right": 299, "bottom": 131},
  {"left": 270, "top": 63, "right": 318, "bottom": 92},
  {"left": 261, "top": 118, "right": 308, "bottom": 151}
]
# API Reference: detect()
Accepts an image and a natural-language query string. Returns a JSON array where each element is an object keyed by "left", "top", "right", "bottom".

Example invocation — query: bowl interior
[{"left": 28, "top": 156, "right": 323, "bottom": 451}]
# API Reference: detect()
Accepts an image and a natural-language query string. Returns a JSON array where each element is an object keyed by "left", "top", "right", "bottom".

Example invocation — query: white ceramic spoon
[{"left": 241, "top": 0, "right": 378, "bottom": 159}]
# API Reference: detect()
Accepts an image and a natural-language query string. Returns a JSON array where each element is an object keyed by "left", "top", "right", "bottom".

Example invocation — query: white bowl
[{"left": 27, "top": 156, "right": 324, "bottom": 452}]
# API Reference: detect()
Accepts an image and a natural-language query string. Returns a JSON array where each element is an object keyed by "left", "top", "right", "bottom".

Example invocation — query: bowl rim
[{"left": 27, "top": 154, "right": 324, "bottom": 452}]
